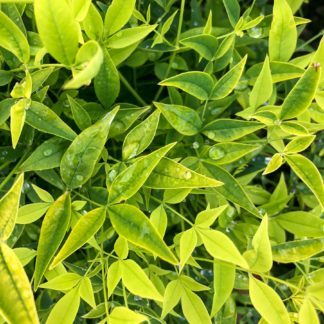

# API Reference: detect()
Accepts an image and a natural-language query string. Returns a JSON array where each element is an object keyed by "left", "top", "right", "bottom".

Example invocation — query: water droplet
[
  {"left": 183, "top": 171, "right": 192, "bottom": 180},
  {"left": 43, "top": 149, "right": 52, "bottom": 156},
  {"left": 209, "top": 147, "right": 225, "bottom": 160},
  {"left": 76, "top": 175, "right": 84, "bottom": 182},
  {"left": 206, "top": 131, "right": 216, "bottom": 140},
  {"left": 2, "top": 150, "right": 8, "bottom": 156},
  {"left": 264, "top": 157, "right": 271, "bottom": 165},
  {"left": 193, "top": 21, "right": 199, "bottom": 26},
  {"left": 258, "top": 208, "right": 266, "bottom": 216},
  {"left": 192, "top": 141, "right": 199, "bottom": 149},
  {"left": 171, "top": 62, "right": 178, "bottom": 69},
  {"left": 248, "top": 27, "right": 262, "bottom": 39}
]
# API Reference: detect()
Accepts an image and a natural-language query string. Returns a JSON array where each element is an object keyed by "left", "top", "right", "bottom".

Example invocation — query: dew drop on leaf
[
  {"left": 209, "top": 147, "right": 225, "bottom": 160},
  {"left": 183, "top": 171, "right": 192, "bottom": 180},
  {"left": 76, "top": 175, "right": 84, "bottom": 181},
  {"left": 43, "top": 149, "right": 53, "bottom": 156}
]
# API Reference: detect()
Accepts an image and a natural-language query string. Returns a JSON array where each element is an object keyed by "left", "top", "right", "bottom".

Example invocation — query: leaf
[
  {"left": 108, "top": 204, "right": 178, "bottom": 265},
  {"left": 19, "top": 137, "right": 69, "bottom": 172},
  {"left": 272, "top": 238, "right": 324, "bottom": 263},
  {"left": 34, "top": 0, "right": 79, "bottom": 65},
  {"left": 109, "top": 143, "right": 175, "bottom": 203},
  {"left": 94, "top": 49, "right": 120, "bottom": 108},
  {"left": 179, "top": 229, "right": 197, "bottom": 271},
  {"left": 262, "top": 153, "right": 283, "bottom": 175},
  {"left": 25, "top": 101, "right": 77, "bottom": 141},
  {"left": 150, "top": 205, "right": 168, "bottom": 238},
  {"left": 280, "top": 65, "right": 321, "bottom": 120},
  {"left": 285, "top": 154, "right": 324, "bottom": 209},
  {"left": 109, "top": 307, "right": 148, "bottom": 324},
  {"left": 197, "top": 228, "right": 248, "bottom": 268},
  {"left": 10, "top": 99, "right": 29, "bottom": 148},
  {"left": 284, "top": 135, "right": 315, "bottom": 154},
  {"left": 203, "top": 119, "right": 263, "bottom": 142},
  {"left": 17, "top": 202, "right": 51, "bottom": 224},
  {"left": 181, "top": 289, "right": 212, "bottom": 324},
  {"left": 60, "top": 107, "right": 118, "bottom": 189},
  {"left": 64, "top": 41, "right": 104, "bottom": 89},
  {"left": 50, "top": 207, "right": 106, "bottom": 268},
  {"left": 195, "top": 205, "right": 228, "bottom": 227},
  {"left": 114, "top": 236, "right": 128, "bottom": 259},
  {"left": 13, "top": 247, "right": 37, "bottom": 267},
  {"left": 31, "top": 184, "right": 54, "bottom": 203},
  {"left": 34, "top": 192, "right": 71, "bottom": 289},
  {"left": 122, "top": 110, "right": 160, "bottom": 160},
  {"left": 154, "top": 102, "right": 202, "bottom": 136},
  {"left": 223, "top": 0, "right": 240, "bottom": 27},
  {"left": 211, "top": 262, "right": 235, "bottom": 316},
  {"left": 67, "top": 96, "right": 91, "bottom": 130},
  {"left": 249, "top": 276, "right": 290, "bottom": 324},
  {"left": 275, "top": 211, "right": 324, "bottom": 237},
  {"left": 299, "top": 298, "right": 320, "bottom": 324},
  {"left": 0, "top": 10, "right": 29, "bottom": 63},
  {"left": 180, "top": 34, "right": 218, "bottom": 61},
  {"left": 269, "top": 0, "right": 297, "bottom": 62},
  {"left": 121, "top": 259, "right": 163, "bottom": 301},
  {"left": 107, "top": 261, "right": 122, "bottom": 298},
  {"left": 145, "top": 157, "right": 222, "bottom": 189},
  {"left": 39, "top": 273, "right": 81, "bottom": 291},
  {"left": 210, "top": 55, "right": 247, "bottom": 100},
  {"left": 104, "top": 0, "right": 136, "bottom": 36},
  {"left": 243, "top": 215, "right": 272, "bottom": 272},
  {"left": 159, "top": 71, "right": 214, "bottom": 100},
  {"left": 71, "top": 0, "right": 92, "bottom": 21},
  {"left": 46, "top": 288, "right": 80, "bottom": 324},
  {"left": 107, "top": 25, "right": 157, "bottom": 49},
  {"left": 0, "top": 242, "right": 39, "bottom": 324},
  {"left": 250, "top": 56, "right": 272, "bottom": 108},
  {"left": 0, "top": 173, "right": 24, "bottom": 240},
  {"left": 80, "top": 277, "right": 96, "bottom": 308},
  {"left": 161, "top": 280, "right": 183, "bottom": 318}
]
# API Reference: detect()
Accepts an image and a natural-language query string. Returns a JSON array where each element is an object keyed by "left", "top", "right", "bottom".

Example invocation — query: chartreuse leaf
[
  {"left": 249, "top": 276, "right": 290, "bottom": 324},
  {"left": 13, "top": 248, "right": 37, "bottom": 267},
  {"left": 269, "top": 0, "right": 297, "bottom": 62},
  {"left": 109, "top": 307, "right": 148, "bottom": 324},
  {"left": 203, "top": 119, "right": 263, "bottom": 142},
  {"left": 154, "top": 102, "right": 202, "bottom": 136},
  {"left": 197, "top": 227, "right": 248, "bottom": 268},
  {"left": 208, "top": 142, "right": 260, "bottom": 165},
  {"left": 223, "top": 0, "right": 240, "bottom": 27},
  {"left": 195, "top": 205, "right": 228, "bottom": 227},
  {"left": 67, "top": 96, "right": 91, "bottom": 130},
  {"left": 179, "top": 229, "right": 197, "bottom": 271},
  {"left": 210, "top": 55, "right": 247, "bottom": 100},
  {"left": 34, "top": 0, "right": 79, "bottom": 65},
  {"left": 10, "top": 99, "right": 29, "bottom": 148},
  {"left": 121, "top": 259, "right": 163, "bottom": 301},
  {"left": 108, "top": 204, "right": 178, "bottom": 265},
  {"left": 114, "top": 236, "right": 128, "bottom": 259},
  {"left": 272, "top": 238, "right": 324, "bottom": 263},
  {"left": 34, "top": 192, "right": 71, "bottom": 289},
  {"left": 162, "top": 280, "right": 183, "bottom": 318},
  {"left": 64, "top": 41, "right": 103, "bottom": 89},
  {"left": 0, "top": 10, "right": 29, "bottom": 63},
  {"left": 0, "top": 242, "right": 39, "bottom": 324},
  {"left": 122, "top": 110, "right": 160, "bottom": 160},
  {"left": 0, "top": 173, "right": 23, "bottom": 240},
  {"left": 46, "top": 287, "right": 80, "bottom": 324},
  {"left": 299, "top": 298, "right": 320, "bottom": 324},
  {"left": 275, "top": 211, "right": 324, "bottom": 237},
  {"left": 20, "top": 137, "right": 69, "bottom": 172},
  {"left": 107, "top": 261, "right": 122, "bottom": 298},
  {"left": 181, "top": 288, "right": 211, "bottom": 324},
  {"left": 285, "top": 154, "right": 324, "bottom": 209},
  {"left": 159, "top": 72, "right": 214, "bottom": 100},
  {"left": 50, "top": 207, "right": 106, "bottom": 269},
  {"left": 104, "top": 0, "right": 136, "bottom": 36},
  {"left": 150, "top": 204, "right": 168, "bottom": 238},
  {"left": 17, "top": 203, "right": 51, "bottom": 224},
  {"left": 284, "top": 135, "right": 315, "bottom": 154},
  {"left": 243, "top": 216, "right": 272, "bottom": 272},
  {"left": 280, "top": 65, "right": 321, "bottom": 120},
  {"left": 145, "top": 157, "right": 222, "bottom": 189},
  {"left": 60, "top": 107, "right": 118, "bottom": 189},
  {"left": 26, "top": 102, "right": 77, "bottom": 141},
  {"left": 39, "top": 273, "right": 81, "bottom": 291},
  {"left": 83, "top": 3, "right": 103, "bottom": 40},
  {"left": 109, "top": 143, "right": 175, "bottom": 204},
  {"left": 250, "top": 56, "right": 272, "bottom": 109},
  {"left": 211, "top": 262, "right": 235, "bottom": 316},
  {"left": 263, "top": 153, "right": 283, "bottom": 175},
  {"left": 80, "top": 277, "right": 96, "bottom": 308},
  {"left": 94, "top": 49, "right": 120, "bottom": 108},
  {"left": 71, "top": 0, "right": 92, "bottom": 21}
]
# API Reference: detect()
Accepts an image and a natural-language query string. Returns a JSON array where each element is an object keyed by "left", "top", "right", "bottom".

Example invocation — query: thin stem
[
  {"left": 119, "top": 72, "right": 147, "bottom": 106},
  {"left": 122, "top": 282, "right": 129, "bottom": 308},
  {"left": 100, "top": 227, "right": 109, "bottom": 321},
  {"left": 72, "top": 190, "right": 102, "bottom": 207}
]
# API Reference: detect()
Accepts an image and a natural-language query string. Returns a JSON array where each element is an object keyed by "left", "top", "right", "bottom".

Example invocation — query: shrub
[{"left": 0, "top": 0, "right": 323, "bottom": 323}]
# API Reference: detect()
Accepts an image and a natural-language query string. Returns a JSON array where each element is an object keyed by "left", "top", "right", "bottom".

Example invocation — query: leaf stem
[{"left": 119, "top": 72, "right": 147, "bottom": 106}]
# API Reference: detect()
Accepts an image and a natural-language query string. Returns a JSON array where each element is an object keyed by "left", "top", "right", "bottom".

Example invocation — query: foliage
[{"left": 0, "top": 0, "right": 323, "bottom": 323}]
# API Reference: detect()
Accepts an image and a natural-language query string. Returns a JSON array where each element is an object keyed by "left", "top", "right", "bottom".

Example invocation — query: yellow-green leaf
[
  {"left": 299, "top": 298, "right": 319, "bottom": 324},
  {"left": 180, "top": 229, "right": 197, "bottom": 271},
  {"left": 109, "top": 306, "right": 148, "bottom": 324},
  {"left": 10, "top": 98, "right": 28, "bottom": 149}
]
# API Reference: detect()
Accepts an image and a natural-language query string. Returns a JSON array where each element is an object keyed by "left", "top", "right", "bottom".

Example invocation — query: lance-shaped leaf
[
  {"left": 210, "top": 55, "right": 247, "bottom": 100},
  {"left": 26, "top": 101, "right": 77, "bottom": 141},
  {"left": 269, "top": 0, "right": 297, "bottom": 62},
  {"left": 180, "top": 229, "right": 197, "bottom": 271},
  {"left": 108, "top": 204, "right": 178, "bottom": 264},
  {"left": 145, "top": 157, "right": 222, "bottom": 189},
  {"left": 263, "top": 153, "right": 283, "bottom": 175},
  {"left": 154, "top": 102, "right": 202, "bottom": 136},
  {"left": 64, "top": 41, "right": 104, "bottom": 89},
  {"left": 285, "top": 154, "right": 324, "bottom": 209},
  {"left": 34, "top": 192, "right": 71, "bottom": 289},
  {"left": 0, "top": 242, "right": 39, "bottom": 324},
  {"left": 203, "top": 119, "right": 263, "bottom": 142},
  {"left": 299, "top": 298, "right": 320, "bottom": 324},
  {"left": 10, "top": 99, "right": 29, "bottom": 149},
  {"left": 249, "top": 276, "right": 290, "bottom": 324},
  {"left": 71, "top": 0, "right": 92, "bottom": 22},
  {"left": 60, "top": 107, "right": 118, "bottom": 189},
  {"left": 280, "top": 65, "right": 321, "bottom": 120},
  {"left": 0, "top": 173, "right": 24, "bottom": 240},
  {"left": 34, "top": 0, "right": 79, "bottom": 65},
  {"left": 284, "top": 135, "right": 315, "bottom": 154},
  {"left": 159, "top": 71, "right": 214, "bottom": 101},
  {"left": 50, "top": 207, "right": 106, "bottom": 269},
  {"left": 109, "top": 307, "right": 148, "bottom": 324},
  {"left": 67, "top": 96, "right": 91, "bottom": 131},
  {"left": 0, "top": 10, "right": 29, "bottom": 63},
  {"left": 109, "top": 143, "right": 175, "bottom": 204}
]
